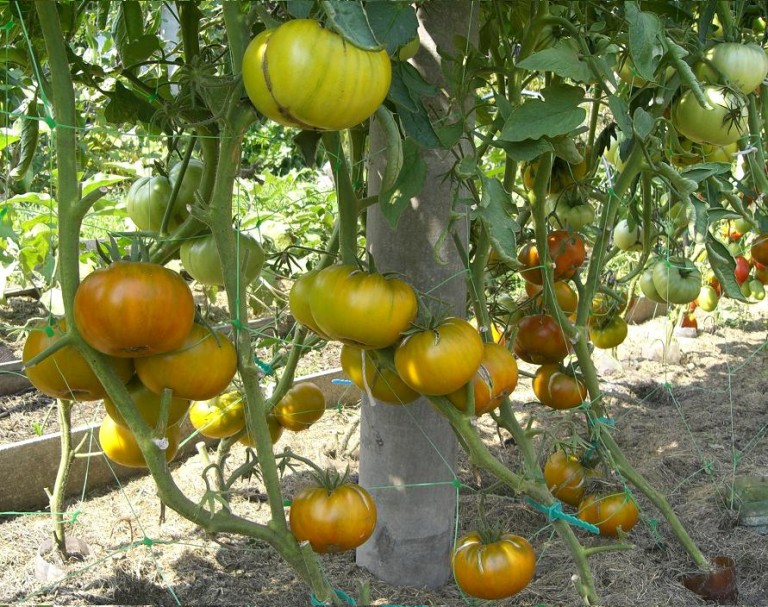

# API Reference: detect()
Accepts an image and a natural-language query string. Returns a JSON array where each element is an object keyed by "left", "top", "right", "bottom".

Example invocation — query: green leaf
[
  {"left": 122, "top": 34, "right": 162, "bottom": 67},
  {"left": 517, "top": 45, "right": 593, "bottom": 83},
  {"left": 632, "top": 107, "right": 654, "bottom": 141},
  {"left": 680, "top": 163, "right": 731, "bottom": 183},
  {"left": 293, "top": 130, "right": 323, "bottom": 167},
  {"left": 379, "top": 138, "right": 426, "bottom": 229},
  {"left": 625, "top": 1, "right": 664, "bottom": 82},
  {"left": 287, "top": 0, "right": 315, "bottom": 18},
  {"left": 498, "top": 85, "right": 587, "bottom": 142},
  {"left": 475, "top": 176, "right": 519, "bottom": 265},
  {"left": 552, "top": 138, "right": 583, "bottom": 164},
  {"left": 9, "top": 105, "right": 38, "bottom": 180},
  {"left": 492, "top": 138, "right": 554, "bottom": 162},
  {"left": 705, "top": 235, "right": 748, "bottom": 302},
  {"left": 435, "top": 120, "right": 464, "bottom": 148},
  {"left": 104, "top": 82, "right": 157, "bottom": 126},
  {"left": 81, "top": 173, "right": 130, "bottom": 197},
  {"left": 0, "top": 128, "right": 20, "bottom": 153},
  {"left": 608, "top": 94, "right": 632, "bottom": 135},
  {"left": 366, "top": 2, "right": 418, "bottom": 56},
  {"left": 6, "top": 192, "right": 54, "bottom": 209},
  {"left": 322, "top": 0, "right": 381, "bottom": 50},
  {"left": 398, "top": 104, "right": 442, "bottom": 149}
]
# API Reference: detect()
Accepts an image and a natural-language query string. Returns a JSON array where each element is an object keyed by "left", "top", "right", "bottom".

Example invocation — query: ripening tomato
[
  {"left": 525, "top": 280, "right": 578, "bottom": 315},
  {"left": 289, "top": 269, "right": 330, "bottom": 338},
  {"left": 103, "top": 377, "right": 191, "bottom": 429},
  {"left": 544, "top": 450, "right": 588, "bottom": 506},
  {"left": 446, "top": 342, "right": 519, "bottom": 415},
  {"left": 394, "top": 318, "right": 484, "bottom": 396},
  {"left": 134, "top": 323, "right": 237, "bottom": 401},
  {"left": 696, "top": 284, "right": 720, "bottom": 311},
  {"left": 518, "top": 231, "right": 586, "bottom": 285},
  {"left": 309, "top": 265, "right": 418, "bottom": 349},
  {"left": 513, "top": 314, "right": 570, "bottom": 364},
  {"left": 189, "top": 391, "right": 246, "bottom": 439},
  {"left": 126, "top": 175, "right": 188, "bottom": 232},
  {"left": 240, "top": 413, "right": 284, "bottom": 446},
  {"left": 290, "top": 482, "right": 377, "bottom": 553},
  {"left": 273, "top": 382, "right": 326, "bottom": 431},
  {"left": 522, "top": 153, "right": 587, "bottom": 194},
  {"left": 451, "top": 531, "right": 536, "bottom": 600},
  {"left": 468, "top": 316, "right": 506, "bottom": 344},
  {"left": 751, "top": 233, "right": 768, "bottom": 267},
  {"left": 23, "top": 318, "right": 134, "bottom": 401},
  {"left": 754, "top": 262, "right": 768, "bottom": 286},
  {"left": 589, "top": 315, "right": 628, "bottom": 349},
  {"left": 340, "top": 344, "right": 419, "bottom": 405},
  {"left": 577, "top": 492, "right": 640, "bottom": 536},
  {"left": 98, "top": 414, "right": 180, "bottom": 469},
  {"left": 532, "top": 364, "right": 587, "bottom": 410},
  {"left": 242, "top": 19, "right": 391, "bottom": 131},
  {"left": 734, "top": 255, "right": 751, "bottom": 286},
  {"left": 74, "top": 261, "right": 195, "bottom": 358},
  {"left": 180, "top": 232, "right": 265, "bottom": 286}
]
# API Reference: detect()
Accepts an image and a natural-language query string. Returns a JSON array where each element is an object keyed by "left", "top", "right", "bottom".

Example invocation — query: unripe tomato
[
  {"left": 651, "top": 257, "right": 702, "bottom": 305},
  {"left": 532, "top": 364, "right": 587, "bottom": 410},
  {"left": 340, "top": 344, "right": 419, "bottom": 405},
  {"left": 695, "top": 43, "right": 768, "bottom": 94},
  {"left": 168, "top": 158, "right": 204, "bottom": 207},
  {"left": 240, "top": 413, "right": 284, "bottom": 446},
  {"left": 696, "top": 285, "right": 720, "bottom": 311},
  {"left": 751, "top": 233, "right": 768, "bottom": 267},
  {"left": 98, "top": 415, "right": 180, "bottom": 469},
  {"left": 134, "top": 323, "right": 237, "bottom": 401},
  {"left": 446, "top": 342, "right": 519, "bottom": 415},
  {"left": 189, "top": 391, "right": 246, "bottom": 439},
  {"left": 544, "top": 450, "right": 588, "bottom": 506},
  {"left": 23, "top": 318, "right": 134, "bottom": 401},
  {"left": 290, "top": 482, "right": 377, "bottom": 553},
  {"left": 180, "top": 232, "right": 264, "bottom": 286},
  {"left": 309, "top": 265, "right": 418, "bottom": 349},
  {"left": 551, "top": 191, "right": 595, "bottom": 232},
  {"left": 672, "top": 86, "right": 748, "bottom": 146},
  {"left": 289, "top": 269, "right": 330, "bottom": 338},
  {"left": 451, "top": 531, "right": 536, "bottom": 600},
  {"left": 103, "top": 377, "right": 190, "bottom": 428},
  {"left": 589, "top": 315, "right": 628, "bottom": 349},
  {"left": 748, "top": 278, "right": 765, "bottom": 300},
  {"left": 273, "top": 382, "right": 326, "bottom": 431},
  {"left": 639, "top": 264, "right": 667, "bottom": 303},
  {"left": 394, "top": 318, "right": 484, "bottom": 396},
  {"left": 613, "top": 219, "right": 642, "bottom": 251},
  {"left": 577, "top": 492, "right": 640, "bottom": 536},
  {"left": 126, "top": 175, "right": 188, "bottom": 232},
  {"left": 513, "top": 314, "right": 570, "bottom": 364},
  {"left": 518, "top": 231, "right": 586, "bottom": 285},
  {"left": 74, "top": 261, "right": 196, "bottom": 358},
  {"left": 242, "top": 20, "right": 391, "bottom": 131}
]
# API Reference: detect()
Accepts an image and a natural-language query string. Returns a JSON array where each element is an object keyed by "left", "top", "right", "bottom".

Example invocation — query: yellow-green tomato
[
  {"left": 672, "top": 86, "right": 748, "bottom": 146},
  {"left": 242, "top": 20, "right": 392, "bottom": 131},
  {"left": 126, "top": 175, "right": 188, "bottom": 231},
  {"left": 651, "top": 257, "right": 702, "bottom": 305},
  {"left": 98, "top": 415, "right": 180, "bottom": 469},
  {"left": 103, "top": 377, "right": 191, "bottom": 429},
  {"left": 189, "top": 391, "right": 246, "bottom": 439},
  {"left": 696, "top": 285, "right": 719, "bottom": 311},
  {"left": 695, "top": 43, "right": 768, "bottom": 94},
  {"left": 168, "top": 158, "right": 204, "bottom": 207},
  {"left": 180, "top": 232, "right": 265, "bottom": 286}
]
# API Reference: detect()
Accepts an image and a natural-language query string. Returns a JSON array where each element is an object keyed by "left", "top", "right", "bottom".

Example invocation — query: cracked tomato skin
[
  {"left": 446, "top": 342, "right": 519, "bottom": 415},
  {"left": 451, "top": 531, "right": 536, "bottom": 600},
  {"left": 74, "top": 261, "right": 195, "bottom": 358},
  {"left": 532, "top": 364, "right": 587, "bottom": 410},
  {"left": 242, "top": 19, "right": 391, "bottom": 131},
  {"left": 577, "top": 492, "right": 640, "bottom": 536},
  {"left": 544, "top": 450, "right": 588, "bottom": 506},
  {"left": 289, "top": 483, "right": 377, "bottom": 553}
]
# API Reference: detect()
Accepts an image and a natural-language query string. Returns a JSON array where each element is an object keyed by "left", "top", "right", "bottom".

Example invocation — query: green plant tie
[
  {"left": 1, "top": 19, "right": 13, "bottom": 31},
  {"left": 283, "top": 499, "right": 292, "bottom": 507},
  {"left": 310, "top": 588, "right": 356, "bottom": 606},
  {"left": 525, "top": 497, "right": 600, "bottom": 534},
  {"left": 253, "top": 356, "right": 274, "bottom": 375},
  {"left": 146, "top": 92, "right": 159, "bottom": 102},
  {"left": 141, "top": 536, "right": 156, "bottom": 547}
]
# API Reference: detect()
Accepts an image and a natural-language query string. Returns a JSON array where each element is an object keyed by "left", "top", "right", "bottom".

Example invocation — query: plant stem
[
  {"left": 322, "top": 131, "right": 359, "bottom": 265},
  {"left": 50, "top": 399, "right": 74, "bottom": 555}
]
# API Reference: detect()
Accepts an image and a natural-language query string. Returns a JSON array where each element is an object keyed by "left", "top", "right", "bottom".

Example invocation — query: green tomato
[
  {"left": 749, "top": 279, "right": 765, "bottom": 301},
  {"left": 126, "top": 175, "right": 188, "bottom": 232},
  {"left": 589, "top": 315, "right": 628, "bottom": 349},
  {"left": 672, "top": 86, "right": 748, "bottom": 146},
  {"left": 551, "top": 192, "right": 595, "bottom": 232},
  {"left": 180, "top": 232, "right": 265, "bottom": 286},
  {"left": 695, "top": 43, "right": 768, "bottom": 94},
  {"left": 169, "top": 158, "right": 204, "bottom": 207},
  {"left": 651, "top": 257, "right": 702, "bottom": 305},
  {"left": 666, "top": 200, "right": 694, "bottom": 229},
  {"left": 639, "top": 264, "right": 667, "bottom": 303},
  {"left": 696, "top": 285, "right": 719, "bottom": 311},
  {"left": 397, "top": 36, "right": 420, "bottom": 61},
  {"left": 613, "top": 219, "right": 642, "bottom": 251}
]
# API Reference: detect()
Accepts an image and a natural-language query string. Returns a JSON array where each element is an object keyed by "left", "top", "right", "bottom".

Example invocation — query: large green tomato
[
  {"left": 613, "top": 219, "right": 642, "bottom": 252},
  {"left": 126, "top": 176, "right": 188, "bottom": 232},
  {"left": 180, "top": 232, "right": 265, "bottom": 286},
  {"left": 672, "top": 86, "right": 748, "bottom": 146},
  {"left": 651, "top": 257, "right": 702, "bottom": 304},
  {"left": 242, "top": 19, "right": 391, "bottom": 131},
  {"left": 639, "top": 264, "right": 667, "bottom": 303},
  {"left": 695, "top": 43, "right": 768, "bottom": 94},
  {"left": 168, "top": 158, "right": 204, "bottom": 207}
]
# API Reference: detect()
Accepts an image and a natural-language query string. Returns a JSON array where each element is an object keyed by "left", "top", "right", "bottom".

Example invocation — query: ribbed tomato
[
  {"left": 340, "top": 344, "right": 419, "bottom": 405},
  {"left": 23, "top": 318, "right": 134, "bottom": 401},
  {"left": 544, "top": 450, "right": 588, "bottom": 506},
  {"left": 179, "top": 232, "right": 264, "bottom": 287},
  {"left": 532, "top": 364, "right": 587, "bottom": 410},
  {"left": 289, "top": 269, "right": 330, "bottom": 338},
  {"left": 446, "top": 342, "right": 518, "bottom": 415},
  {"left": 673, "top": 86, "right": 748, "bottom": 146},
  {"left": 74, "top": 262, "right": 195, "bottom": 358},
  {"left": 242, "top": 19, "right": 391, "bottom": 131},
  {"left": 189, "top": 391, "right": 246, "bottom": 439},
  {"left": 394, "top": 318, "right": 484, "bottom": 396},
  {"left": 577, "top": 492, "right": 640, "bottom": 536},
  {"left": 589, "top": 315, "right": 628, "bottom": 349},
  {"left": 513, "top": 314, "right": 570, "bottom": 364},
  {"left": 134, "top": 323, "right": 237, "bottom": 401},
  {"left": 98, "top": 415, "right": 180, "bottom": 469},
  {"left": 273, "top": 382, "right": 326, "bottom": 431},
  {"left": 518, "top": 231, "right": 586, "bottom": 285},
  {"left": 103, "top": 377, "right": 190, "bottom": 428}
]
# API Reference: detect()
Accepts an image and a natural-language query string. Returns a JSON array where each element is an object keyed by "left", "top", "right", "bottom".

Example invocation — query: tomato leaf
[
  {"left": 498, "top": 85, "right": 587, "bottom": 142},
  {"left": 388, "top": 64, "right": 442, "bottom": 149},
  {"left": 705, "top": 235, "right": 748, "bottom": 301},
  {"left": 379, "top": 138, "right": 426, "bottom": 229},
  {"left": 517, "top": 45, "right": 593, "bottom": 83},
  {"left": 321, "top": 0, "right": 381, "bottom": 51},
  {"left": 0, "top": 128, "right": 20, "bottom": 153},
  {"left": 366, "top": 1, "right": 418, "bottom": 56},
  {"left": 492, "top": 138, "right": 554, "bottom": 162},
  {"left": 9, "top": 102, "right": 38, "bottom": 181},
  {"left": 680, "top": 163, "right": 732, "bottom": 183},
  {"left": 475, "top": 176, "right": 519, "bottom": 267},
  {"left": 122, "top": 35, "right": 162, "bottom": 67},
  {"left": 632, "top": 107, "right": 654, "bottom": 141},
  {"left": 625, "top": 1, "right": 664, "bottom": 83},
  {"left": 104, "top": 82, "right": 157, "bottom": 126},
  {"left": 608, "top": 96, "right": 632, "bottom": 135},
  {"left": 286, "top": 1, "right": 315, "bottom": 19}
]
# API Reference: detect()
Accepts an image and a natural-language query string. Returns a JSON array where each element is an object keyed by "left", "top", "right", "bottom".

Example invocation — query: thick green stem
[
  {"left": 745, "top": 95, "right": 768, "bottom": 196},
  {"left": 50, "top": 399, "right": 74, "bottom": 554},
  {"left": 322, "top": 131, "right": 359, "bottom": 265}
]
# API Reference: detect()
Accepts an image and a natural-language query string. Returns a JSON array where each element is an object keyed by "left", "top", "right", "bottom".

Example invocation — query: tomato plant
[
  {"left": 126, "top": 175, "right": 188, "bottom": 232},
  {"left": 180, "top": 232, "right": 265, "bottom": 286},
  {"left": 273, "top": 382, "right": 326, "bottom": 431},
  {"left": 242, "top": 19, "right": 391, "bottom": 131},
  {"left": 589, "top": 315, "right": 628, "bottom": 349},
  {"left": 544, "top": 450, "right": 588, "bottom": 506},
  {"left": 134, "top": 323, "right": 238, "bottom": 401},
  {"left": 577, "top": 492, "right": 640, "bottom": 536},
  {"left": 290, "top": 481, "right": 377, "bottom": 553},
  {"left": 532, "top": 364, "right": 587, "bottom": 410},
  {"left": 23, "top": 318, "right": 134, "bottom": 401},
  {"left": 74, "top": 261, "right": 196, "bottom": 358},
  {"left": 394, "top": 317, "right": 484, "bottom": 396},
  {"left": 340, "top": 344, "right": 419, "bottom": 405},
  {"left": 189, "top": 391, "right": 246, "bottom": 439},
  {"left": 103, "top": 377, "right": 191, "bottom": 429},
  {"left": 451, "top": 531, "right": 536, "bottom": 600},
  {"left": 518, "top": 230, "right": 586, "bottom": 285},
  {"left": 98, "top": 415, "right": 180, "bottom": 469},
  {"left": 672, "top": 86, "right": 748, "bottom": 146},
  {"left": 446, "top": 342, "right": 519, "bottom": 415},
  {"left": 513, "top": 314, "right": 570, "bottom": 364},
  {"left": 309, "top": 265, "right": 418, "bottom": 349}
]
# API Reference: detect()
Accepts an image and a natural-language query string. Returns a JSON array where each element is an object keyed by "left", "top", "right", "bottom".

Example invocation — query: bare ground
[{"left": 0, "top": 295, "right": 767, "bottom": 606}]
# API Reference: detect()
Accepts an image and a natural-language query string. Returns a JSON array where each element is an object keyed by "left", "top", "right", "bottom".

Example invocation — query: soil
[{"left": 0, "top": 294, "right": 767, "bottom": 606}]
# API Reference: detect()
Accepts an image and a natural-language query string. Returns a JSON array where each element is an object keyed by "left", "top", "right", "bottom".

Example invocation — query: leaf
[
  {"left": 552, "top": 138, "right": 583, "bottom": 164},
  {"left": 680, "top": 163, "right": 731, "bottom": 183},
  {"left": 632, "top": 107, "right": 654, "bottom": 141},
  {"left": 6, "top": 192, "right": 54, "bottom": 209},
  {"left": 475, "top": 176, "right": 519, "bottom": 265},
  {"left": 104, "top": 81, "right": 157, "bottom": 125},
  {"left": 608, "top": 94, "right": 632, "bottom": 135},
  {"left": 625, "top": 1, "right": 664, "bottom": 82},
  {"left": 321, "top": 0, "right": 381, "bottom": 50},
  {"left": 286, "top": 0, "right": 315, "bottom": 18},
  {"left": 498, "top": 85, "right": 587, "bottom": 142},
  {"left": 122, "top": 34, "right": 162, "bottom": 67},
  {"left": 81, "top": 173, "right": 130, "bottom": 197},
  {"left": 492, "top": 138, "right": 554, "bottom": 162},
  {"left": 705, "top": 235, "right": 748, "bottom": 302},
  {"left": 517, "top": 46, "right": 593, "bottom": 83},
  {"left": 366, "top": 1, "right": 418, "bottom": 56},
  {"left": 0, "top": 128, "right": 20, "bottom": 153},
  {"left": 10, "top": 104, "right": 38, "bottom": 180},
  {"left": 293, "top": 130, "right": 322, "bottom": 167},
  {"left": 398, "top": 104, "right": 442, "bottom": 149},
  {"left": 379, "top": 138, "right": 426, "bottom": 229}
]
